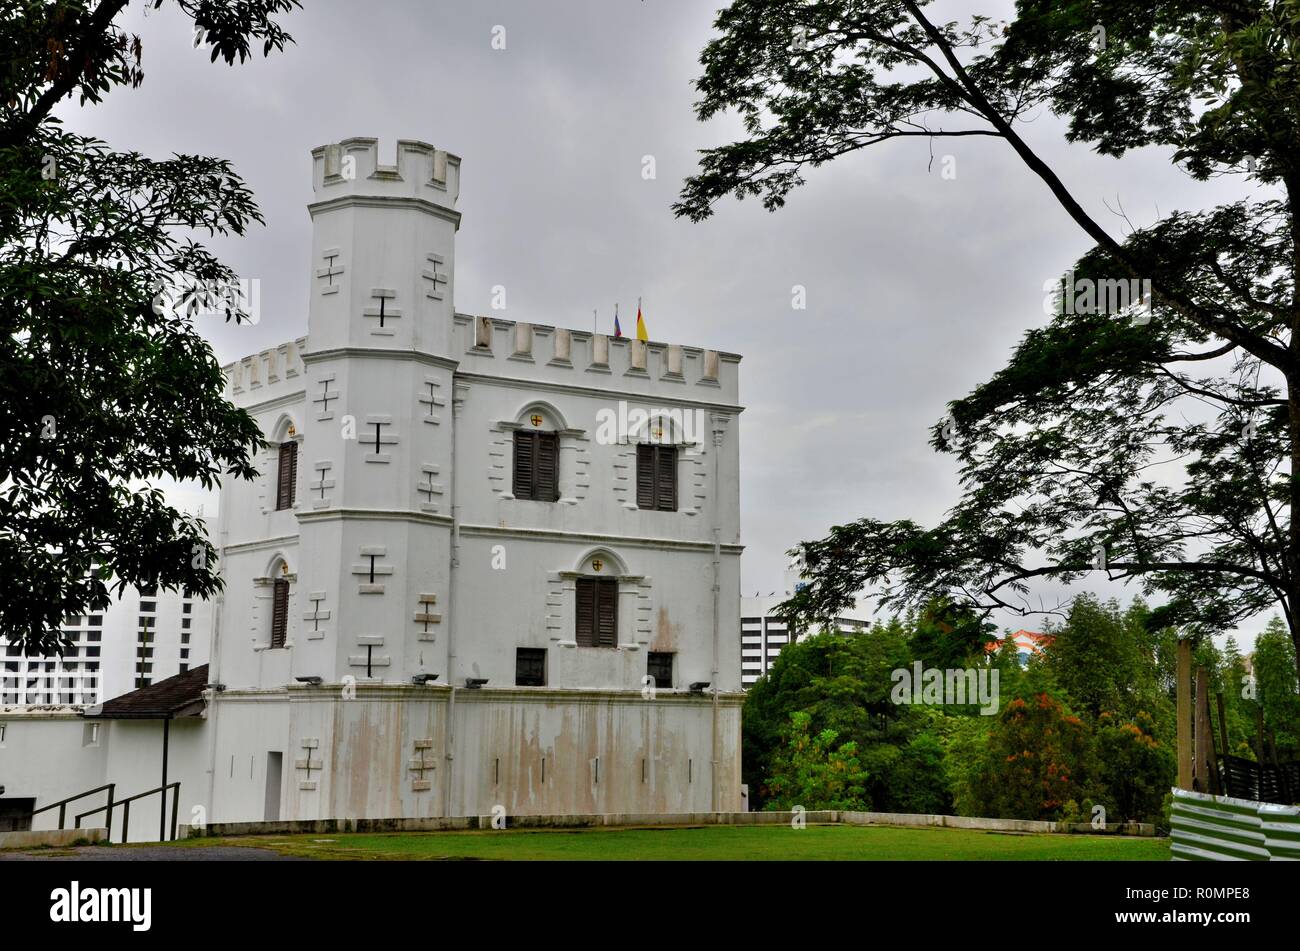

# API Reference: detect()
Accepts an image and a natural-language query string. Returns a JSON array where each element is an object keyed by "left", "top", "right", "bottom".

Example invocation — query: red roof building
[{"left": 985, "top": 629, "right": 1052, "bottom": 664}]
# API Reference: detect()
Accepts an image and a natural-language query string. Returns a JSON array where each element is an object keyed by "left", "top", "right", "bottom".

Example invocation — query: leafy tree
[
  {"left": 1217, "top": 635, "right": 1258, "bottom": 756},
  {"left": 1137, "top": 600, "right": 1180, "bottom": 700},
  {"left": 969, "top": 691, "right": 1092, "bottom": 821},
  {"left": 906, "top": 597, "right": 997, "bottom": 669},
  {"left": 764, "top": 711, "right": 871, "bottom": 811},
  {"left": 1, "top": 1, "right": 300, "bottom": 654},
  {"left": 1091, "top": 710, "right": 1176, "bottom": 824},
  {"left": 1252, "top": 615, "right": 1300, "bottom": 756},
  {"left": 682, "top": 1, "right": 1300, "bottom": 682},
  {"left": 884, "top": 725, "right": 951, "bottom": 814},
  {"left": 943, "top": 714, "right": 993, "bottom": 817},
  {"left": 742, "top": 627, "right": 910, "bottom": 807},
  {"left": 1042, "top": 594, "right": 1159, "bottom": 720}
]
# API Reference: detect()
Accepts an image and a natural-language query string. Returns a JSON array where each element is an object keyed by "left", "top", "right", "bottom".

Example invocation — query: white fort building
[{"left": 0, "top": 137, "right": 745, "bottom": 836}]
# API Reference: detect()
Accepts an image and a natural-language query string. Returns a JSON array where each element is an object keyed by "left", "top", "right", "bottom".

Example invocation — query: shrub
[
  {"left": 1092, "top": 710, "right": 1176, "bottom": 824},
  {"left": 968, "top": 692, "right": 1091, "bottom": 821},
  {"left": 763, "top": 711, "right": 871, "bottom": 811}
]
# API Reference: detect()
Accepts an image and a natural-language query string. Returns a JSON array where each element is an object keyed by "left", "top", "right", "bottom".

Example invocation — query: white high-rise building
[{"left": 1, "top": 573, "right": 211, "bottom": 707}]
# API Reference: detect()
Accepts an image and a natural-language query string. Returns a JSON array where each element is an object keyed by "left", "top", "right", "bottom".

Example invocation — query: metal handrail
[
  {"left": 75, "top": 781, "right": 181, "bottom": 843},
  {"left": 27, "top": 783, "right": 116, "bottom": 841}
]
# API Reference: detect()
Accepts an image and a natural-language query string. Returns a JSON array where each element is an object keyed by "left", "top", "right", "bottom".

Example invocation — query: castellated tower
[
  {"left": 295, "top": 138, "right": 461, "bottom": 688},
  {"left": 2, "top": 135, "right": 747, "bottom": 838},
  {"left": 206, "top": 136, "right": 744, "bottom": 824}
]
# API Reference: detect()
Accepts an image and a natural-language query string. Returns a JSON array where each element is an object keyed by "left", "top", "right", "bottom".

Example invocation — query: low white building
[{"left": 0, "top": 137, "right": 745, "bottom": 838}]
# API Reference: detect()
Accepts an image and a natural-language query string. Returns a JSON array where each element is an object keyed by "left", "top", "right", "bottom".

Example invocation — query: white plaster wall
[
  {"left": 454, "top": 316, "right": 740, "bottom": 406},
  {"left": 0, "top": 714, "right": 106, "bottom": 830},
  {"left": 326, "top": 515, "right": 451, "bottom": 683},
  {"left": 453, "top": 326, "right": 740, "bottom": 538},
  {"left": 305, "top": 138, "right": 460, "bottom": 357},
  {"left": 0, "top": 714, "right": 209, "bottom": 843},
  {"left": 452, "top": 534, "right": 740, "bottom": 692},
  {"left": 244, "top": 687, "right": 743, "bottom": 821},
  {"left": 450, "top": 691, "right": 743, "bottom": 816},
  {"left": 283, "top": 689, "right": 446, "bottom": 822},
  {"left": 206, "top": 693, "right": 292, "bottom": 824},
  {"left": 101, "top": 719, "right": 209, "bottom": 843},
  {"left": 210, "top": 543, "right": 300, "bottom": 689},
  {"left": 218, "top": 395, "right": 307, "bottom": 546},
  {"left": 2, "top": 690, "right": 744, "bottom": 831}
]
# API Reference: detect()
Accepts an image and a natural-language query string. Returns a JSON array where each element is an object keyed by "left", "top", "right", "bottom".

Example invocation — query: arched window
[
  {"left": 506, "top": 402, "right": 572, "bottom": 503},
  {"left": 275, "top": 440, "right": 298, "bottom": 510}
]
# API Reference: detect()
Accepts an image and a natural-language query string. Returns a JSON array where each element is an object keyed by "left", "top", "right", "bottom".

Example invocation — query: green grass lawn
[{"left": 160, "top": 824, "right": 1171, "bottom": 861}]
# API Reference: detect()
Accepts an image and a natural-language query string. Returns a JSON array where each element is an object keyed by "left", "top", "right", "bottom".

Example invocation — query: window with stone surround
[
  {"left": 636, "top": 443, "right": 677, "bottom": 511},
  {"left": 575, "top": 577, "right": 618, "bottom": 647},
  {"left": 513, "top": 430, "right": 559, "bottom": 501},
  {"left": 275, "top": 440, "right": 298, "bottom": 510},
  {"left": 270, "top": 578, "right": 290, "bottom": 649}
]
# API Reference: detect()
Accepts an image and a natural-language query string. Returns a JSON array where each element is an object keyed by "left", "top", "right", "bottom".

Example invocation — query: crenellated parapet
[
  {"left": 223, "top": 335, "right": 309, "bottom": 399},
  {"left": 453, "top": 314, "right": 741, "bottom": 405},
  {"left": 310, "top": 137, "right": 461, "bottom": 211}
]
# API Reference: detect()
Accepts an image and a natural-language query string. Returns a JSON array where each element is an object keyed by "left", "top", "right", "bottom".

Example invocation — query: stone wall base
[
  {"left": 185, "top": 809, "right": 1153, "bottom": 839},
  {"left": 0, "top": 827, "right": 107, "bottom": 849}
]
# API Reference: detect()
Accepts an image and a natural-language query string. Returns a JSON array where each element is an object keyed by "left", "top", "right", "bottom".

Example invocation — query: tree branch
[
  {"left": 900, "top": 0, "right": 1293, "bottom": 371},
  {"left": 0, "top": 0, "right": 130, "bottom": 150}
]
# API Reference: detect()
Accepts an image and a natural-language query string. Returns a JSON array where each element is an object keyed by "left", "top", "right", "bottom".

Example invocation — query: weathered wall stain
[{"left": 651, "top": 607, "right": 680, "bottom": 653}]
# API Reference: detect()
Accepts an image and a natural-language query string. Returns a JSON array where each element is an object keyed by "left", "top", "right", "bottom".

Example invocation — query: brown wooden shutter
[
  {"left": 575, "top": 577, "right": 596, "bottom": 647},
  {"left": 270, "top": 578, "right": 289, "bottom": 648},
  {"left": 576, "top": 578, "right": 618, "bottom": 647},
  {"left": 636, "top": 443, "right": 655, "bottom": 508},
  {"left": 595, "top": 578, "right": 618, "bottom": 647},
  {"left": 287, "top": 441, "right": 298, "bottom": 504},
  {"left": 276, "top": 441, "right": 297, "bottom": 510},
  {"left": 536, "top": 432, "right": 559, "bottom": 501},
  {"left": 636, "top": 444, "right": 677, "bottom": 511},
  {"left": 514, "top": 431, "right": 559, "bottom": 501},
  {"left": 656, "top": 446, "right": 677, "bottom": 511},
  {"left": 513, "top": 431, "right": 535, "bottom": 499}
]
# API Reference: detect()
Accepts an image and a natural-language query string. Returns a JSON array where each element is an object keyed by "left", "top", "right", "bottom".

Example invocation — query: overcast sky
[{"left": 64, "top": 0, "right": 1269, "bottom": 645}]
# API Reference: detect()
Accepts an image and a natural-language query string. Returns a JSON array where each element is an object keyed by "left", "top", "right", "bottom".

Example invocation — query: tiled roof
[
  {"left": 86, "top": 665, "right": 209, "bottom": 719},
  {"left": 984, "top": 630, "right": 1052, "bottom": 653}
]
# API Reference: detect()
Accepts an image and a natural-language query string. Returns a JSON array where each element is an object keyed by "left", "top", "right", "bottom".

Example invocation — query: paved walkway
[{"left": 0, "top": 844, "right": 303, "bottom": 861}]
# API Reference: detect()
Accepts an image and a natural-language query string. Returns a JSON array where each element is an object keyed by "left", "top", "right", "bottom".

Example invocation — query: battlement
[
  {"left": 310, "top": 137, "right": 461, "bottom": 208},
  {"left": 221, "top": 321, "right": 742, "bottom": 406},
  {"left": 223, "top": 336, "right": 308, "bottom": 397},
  {"left": 453, "top": 314, "right": 741, "bottom": 404}
]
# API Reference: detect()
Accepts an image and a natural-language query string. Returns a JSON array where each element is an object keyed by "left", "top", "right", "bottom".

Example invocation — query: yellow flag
[{"left": 635, "top": 304, "right": 648, "bottom": 341}]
